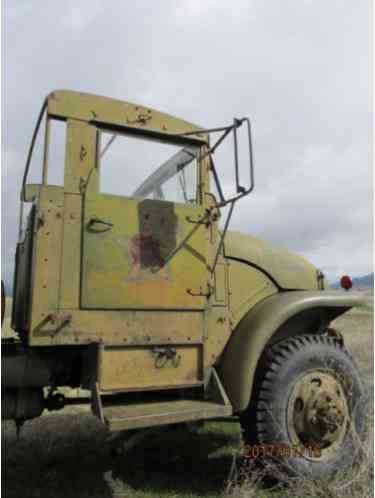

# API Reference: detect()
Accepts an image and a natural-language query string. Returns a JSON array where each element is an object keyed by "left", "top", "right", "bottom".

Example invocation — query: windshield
[{"left": 99, "top": 132, "right": 200, "bottom": 205}]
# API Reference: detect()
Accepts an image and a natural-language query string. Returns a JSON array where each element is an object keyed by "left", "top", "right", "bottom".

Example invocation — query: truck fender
[{"left": 219, "top": 290, "right": 367, "bottom": 413}]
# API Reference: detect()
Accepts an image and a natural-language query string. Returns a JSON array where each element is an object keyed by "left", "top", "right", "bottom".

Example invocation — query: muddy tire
[{"left": 240, "top": 334, "right": 368, "bottom": 479}]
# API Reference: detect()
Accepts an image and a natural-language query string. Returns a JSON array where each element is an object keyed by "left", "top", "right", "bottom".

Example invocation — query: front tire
[{"left": 240, "top": 334, "right": 368, "bottom": 479}]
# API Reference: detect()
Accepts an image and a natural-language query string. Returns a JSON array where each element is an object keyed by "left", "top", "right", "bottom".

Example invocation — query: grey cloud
[{"left": 2, "top": 0, "right": 372, "bottom": 289}]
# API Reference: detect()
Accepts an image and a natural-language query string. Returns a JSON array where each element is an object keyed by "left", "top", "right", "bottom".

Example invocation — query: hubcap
[{"left": 287, "top": 371, "right": 349, "bottom": 461}]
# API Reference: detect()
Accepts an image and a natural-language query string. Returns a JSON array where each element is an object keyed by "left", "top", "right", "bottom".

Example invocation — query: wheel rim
[{"left": 287, "top": 370, "right": 350, "bottom": 461}]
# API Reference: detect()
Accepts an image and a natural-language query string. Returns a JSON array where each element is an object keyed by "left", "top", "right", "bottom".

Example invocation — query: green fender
[{"left": 220, "top": 290, "right": 368, "bottom": 412}]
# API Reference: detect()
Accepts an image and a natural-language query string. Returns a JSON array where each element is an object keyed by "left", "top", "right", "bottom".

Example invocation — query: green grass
[{"left": 2, "top": 298, "right": 374, "bottom": 497}]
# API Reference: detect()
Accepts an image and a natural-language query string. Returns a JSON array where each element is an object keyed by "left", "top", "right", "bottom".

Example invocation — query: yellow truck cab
[{"left": 2, "top": 90, "right": 368, "bottom": 478}]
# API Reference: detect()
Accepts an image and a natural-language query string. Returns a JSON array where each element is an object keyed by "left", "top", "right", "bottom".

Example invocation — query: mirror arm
[
  {"left": 175, "top": 117, "right": 255, "bottom": 206},
  {"left": 209, "top": 156, "right": 225, "bottom": 203},
  {"left": 18, "top": 99, "right": 48, "bottom": 240}
]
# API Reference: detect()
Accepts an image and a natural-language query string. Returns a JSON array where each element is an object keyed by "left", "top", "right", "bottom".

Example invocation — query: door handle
[{"left": 87, "top": 217, "right": 114, "bottom": 233}]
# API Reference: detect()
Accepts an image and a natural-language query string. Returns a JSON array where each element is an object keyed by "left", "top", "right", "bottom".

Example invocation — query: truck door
[{"left": 81, "top": 130, "right": 209, "bottom": 311}]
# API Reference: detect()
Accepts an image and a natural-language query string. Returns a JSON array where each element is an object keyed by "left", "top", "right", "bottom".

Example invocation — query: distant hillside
[{"left": 332, "top": 273, "right": 374, "bottom": 289}]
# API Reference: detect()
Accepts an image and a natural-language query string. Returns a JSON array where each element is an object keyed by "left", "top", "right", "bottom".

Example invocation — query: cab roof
[{"left": 46, "top": 90, "right": 207, "bottom": 145}]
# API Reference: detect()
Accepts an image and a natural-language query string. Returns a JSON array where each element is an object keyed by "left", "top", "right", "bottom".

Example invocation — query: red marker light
[{"left": 340, "top": 275, "right": 352, "bottom": 290}]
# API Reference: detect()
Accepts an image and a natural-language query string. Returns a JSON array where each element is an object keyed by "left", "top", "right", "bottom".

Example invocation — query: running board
[{"left": 91, "top": 369, "right": 232, "bottom": 432}]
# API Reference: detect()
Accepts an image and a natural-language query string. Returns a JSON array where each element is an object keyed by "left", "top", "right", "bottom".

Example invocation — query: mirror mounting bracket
[{"left": 175, "top": 117, "right": 255, "bottom": 275}]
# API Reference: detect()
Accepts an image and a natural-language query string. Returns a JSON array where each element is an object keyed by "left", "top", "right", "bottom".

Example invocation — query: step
[
  {"left": 91, "top": 368, "right": 233, "bottom": 432},
  {"left": 102, "top": 399, "right": 233, "bottom": 432}
]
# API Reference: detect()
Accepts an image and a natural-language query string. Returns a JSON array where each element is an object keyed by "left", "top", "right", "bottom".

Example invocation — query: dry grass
[
  {"left": 225, "top": 454, "right": 374, "bottom": 498},
  {"left": 225, "top": 415, "right": 373, "bottom": 498},
  {"left": 2, "top": 298, "right": 374, "bottom": 497}
]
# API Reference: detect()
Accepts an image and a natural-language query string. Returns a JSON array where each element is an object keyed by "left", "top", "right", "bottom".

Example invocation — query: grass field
[{"left": 2, "top": 296, "right": 374, "bottom": 498}]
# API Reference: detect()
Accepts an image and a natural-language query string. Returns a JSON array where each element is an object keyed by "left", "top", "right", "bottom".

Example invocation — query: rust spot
[
  {"left": 129, "top": 233, "right": 165, "bottom": 270},
  {"left": 126, "top": 200, "right": 178, "bottom": 281},
  {"left": 80, "top": 145, "right": 87, "bottom": 161}
]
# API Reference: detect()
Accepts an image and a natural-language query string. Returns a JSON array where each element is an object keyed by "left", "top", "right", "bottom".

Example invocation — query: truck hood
[{"left": 224, "top": 230, "right": 320, "bottom": 290}]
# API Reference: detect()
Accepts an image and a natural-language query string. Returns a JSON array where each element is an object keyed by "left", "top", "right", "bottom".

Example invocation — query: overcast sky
[{"left": 1, "top": 0, "right": 373, "bottom": 288}]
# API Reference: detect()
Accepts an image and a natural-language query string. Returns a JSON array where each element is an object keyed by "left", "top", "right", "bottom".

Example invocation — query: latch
[
  {"left": 87, "top": 217, "right": 114, "bottom": 233},
  {"left": 186, "top": 283, "right": 213, "bottom": 299},
  {"left": 151, "top": 346, "right": 181, "bottom": 369},
  {"left": 186, "top": 210, "right": 211, "bottom": 227}
]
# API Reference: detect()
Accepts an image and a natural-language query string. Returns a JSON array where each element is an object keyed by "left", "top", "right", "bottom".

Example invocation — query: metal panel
[
  {"left": 103, "top": 399, "right": 232, "bottom": 432},
  {"left": 11, "top": 206, "right": 36, "bottom": 333},
  {"left": 213, "top": 262, "right": 228, "bottom": 305},
  {"left": 59, "top": 194, "right": 82, "bottom": 309},
  {"left": 98, "top": 345, "right": 203, "bottom": 392},
  {"left": 81, "top": 195, "right": 209, "bottom": 310},
  {"left": 64, "top": 120, "right": 98, "bottom": 195},
  {"left": 29, "top": 186, "right": 64, "bottom": 343},
  {"left": 27, "top": 309, "right": 204, "bottom": 346}
]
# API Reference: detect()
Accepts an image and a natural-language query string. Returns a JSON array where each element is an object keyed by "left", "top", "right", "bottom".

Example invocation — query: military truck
[{"left": 2, "top": 90, "right": 368, "bottom": 478}]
